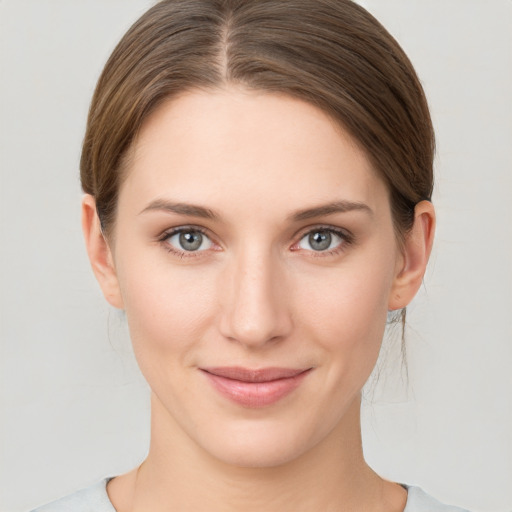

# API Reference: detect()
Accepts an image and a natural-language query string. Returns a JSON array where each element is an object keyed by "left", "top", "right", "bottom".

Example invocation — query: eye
[
  {"left": 297, "top": 229, "right": 345, "bottom": 252},
  {"left": 165, "top": 229, "right": 213, "bottom": 252}
]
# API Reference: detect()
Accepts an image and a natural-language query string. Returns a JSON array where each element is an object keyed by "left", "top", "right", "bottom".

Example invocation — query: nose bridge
[{"left": 219, "top": 245, "right": 291, "bottom": 347}]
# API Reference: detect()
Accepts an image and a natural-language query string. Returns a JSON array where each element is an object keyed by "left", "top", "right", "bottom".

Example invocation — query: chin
[
  {"left": 203, "top": 424, "right": 315, "bottom": 469},
  {"left": 190, "top": 404, "right": 349, "bottom": 470}
]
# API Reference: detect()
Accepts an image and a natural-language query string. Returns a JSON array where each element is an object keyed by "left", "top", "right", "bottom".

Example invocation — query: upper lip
[{"left": 201, "top": 367, "right": 311, "bottom": 383}]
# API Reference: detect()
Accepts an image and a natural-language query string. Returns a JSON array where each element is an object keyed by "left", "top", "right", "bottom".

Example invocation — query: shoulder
[
  {"left": 403, "top": 485, "right": 470, "bottom": 512},
  {"left": 30, "top": 479, "right": 470, "bottom": 512},
  {"left": 30, "top": 479, "right": 115, "bottom": 512}
]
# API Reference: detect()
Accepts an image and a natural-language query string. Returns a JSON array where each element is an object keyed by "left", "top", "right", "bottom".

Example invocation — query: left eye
[
  {"left": 166, "top": 229, "right": 213, "bottom": 252},
  {"left": 298, "top": 229, "right": 344, "bottom": 252}
]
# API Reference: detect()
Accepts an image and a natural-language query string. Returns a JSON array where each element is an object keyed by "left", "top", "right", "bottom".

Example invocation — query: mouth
[{"left": 200, "top": 366, "right": 312, "bottom": 407}]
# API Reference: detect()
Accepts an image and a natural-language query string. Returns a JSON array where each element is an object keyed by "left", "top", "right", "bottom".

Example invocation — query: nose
[{"left": 219, "top": 249, "right": 293, "bottom": 348}]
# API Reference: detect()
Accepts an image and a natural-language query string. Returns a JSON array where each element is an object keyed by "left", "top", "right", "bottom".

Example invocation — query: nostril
[
  {"left": 217, "top": 254, "right": 293, "bottom": 346},
  {"left": 219, "top": 293, "right": 292, "bottom": 347}
]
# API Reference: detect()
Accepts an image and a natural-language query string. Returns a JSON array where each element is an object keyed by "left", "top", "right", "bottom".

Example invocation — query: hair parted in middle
[{"left": 81, "top": 0, "right": 434, "bottom": 242}]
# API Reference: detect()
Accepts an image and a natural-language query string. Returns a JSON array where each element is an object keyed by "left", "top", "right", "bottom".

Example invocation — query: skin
[{"left": 83, "top": 87, "right": 435, "bottom": 512}]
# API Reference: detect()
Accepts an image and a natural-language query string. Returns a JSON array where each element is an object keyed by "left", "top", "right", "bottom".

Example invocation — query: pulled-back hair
[{"left": 81, "top": 0, "right": 434, "bottom": 241}]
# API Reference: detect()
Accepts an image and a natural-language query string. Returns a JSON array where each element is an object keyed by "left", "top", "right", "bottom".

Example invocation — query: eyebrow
[
  {"left": 289, "top": 201, "right": 373, "bottom": 221},
  {"left": 139, "top": 198, "right": 372, "bottom": 222},
  {"left": 139, "top": 199, "right": 219, "bottom": 220}
]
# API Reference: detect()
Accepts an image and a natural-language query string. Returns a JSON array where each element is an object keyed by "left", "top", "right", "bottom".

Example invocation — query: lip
[{"left": 201, "top": 366, "right": 312, "bottom": 407}]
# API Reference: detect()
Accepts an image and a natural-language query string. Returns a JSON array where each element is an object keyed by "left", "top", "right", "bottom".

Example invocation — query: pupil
[
  {"left": 179, "top": 231, "right": 202, "bottom": 251},
  {"left": 309, "top": 231, "right": 331, "bottom": 251}
]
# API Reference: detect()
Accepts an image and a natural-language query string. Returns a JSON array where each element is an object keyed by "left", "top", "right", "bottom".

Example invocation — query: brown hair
[{"left": 81, "top": 0, "right": 434, "bottom": 241}]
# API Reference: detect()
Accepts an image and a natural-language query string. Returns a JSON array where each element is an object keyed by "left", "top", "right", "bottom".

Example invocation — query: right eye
[{"left": 164, "top": 228, "right": 213, "bottom": 253}]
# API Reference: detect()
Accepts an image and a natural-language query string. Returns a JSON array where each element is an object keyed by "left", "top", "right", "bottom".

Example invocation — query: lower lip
[{"left": 202, "top": 370, "right": 311, "bottom": 408}]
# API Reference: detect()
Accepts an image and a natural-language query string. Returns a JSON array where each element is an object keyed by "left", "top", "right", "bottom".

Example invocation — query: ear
[
  {"left": 388, "top": 200, "right": 436, "bottom": 310},
  {"left": 82, "top": 194, "right": 124, "bottom": 309}
]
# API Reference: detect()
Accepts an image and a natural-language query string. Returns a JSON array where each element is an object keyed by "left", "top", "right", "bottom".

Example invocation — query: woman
[{"left": 32, "top": 0, "right": 468, "bottom": 510}]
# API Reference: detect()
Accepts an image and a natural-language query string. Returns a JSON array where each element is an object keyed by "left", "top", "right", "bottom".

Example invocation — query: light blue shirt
[{"left": 31, "top": 479, "right": 470, "bottom": 511}]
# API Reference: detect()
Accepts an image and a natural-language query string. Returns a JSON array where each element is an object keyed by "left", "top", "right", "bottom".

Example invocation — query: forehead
[{"left": 120, "top": 87, "right": 389, "bottom": 218}]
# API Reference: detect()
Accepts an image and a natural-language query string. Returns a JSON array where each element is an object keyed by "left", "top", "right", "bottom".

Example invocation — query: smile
[{"left": 200, "top": 367, "right": 312, "bottom": 408}]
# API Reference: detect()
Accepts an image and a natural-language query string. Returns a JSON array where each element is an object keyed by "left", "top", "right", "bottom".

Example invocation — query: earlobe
[
  {"left": 81, "top": 195, "right": 124, "bottom": 309},
  {"left": 388, "top": 200, "right": 436, "bottom": 311}
]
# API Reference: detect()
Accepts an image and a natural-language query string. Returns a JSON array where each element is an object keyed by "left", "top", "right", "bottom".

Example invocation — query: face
[{"left": 99, "top": 88, "right": 406, "bottom": 467}]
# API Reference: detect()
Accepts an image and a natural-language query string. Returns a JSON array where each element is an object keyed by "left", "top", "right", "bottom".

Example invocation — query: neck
[{"left": 108, "top": 393, "right": 405, "bottom": 512}]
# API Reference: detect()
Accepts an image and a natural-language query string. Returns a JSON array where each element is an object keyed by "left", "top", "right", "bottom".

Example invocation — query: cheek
[
  {"left": 294, "top": 254, "right": 395, "bottom": 366},
  {"left": 116, "top": 256, "right": 217, "bottom": 362}
]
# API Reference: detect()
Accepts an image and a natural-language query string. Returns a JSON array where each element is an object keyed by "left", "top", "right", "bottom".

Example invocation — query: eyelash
[
  {"left": 157, "top": 226, "right": 214, "bottom": 259},
  {"left": 157, "top": 225, "right": 354, "bottom": 259},
  {"left": 292, "top": 226, "right": 354, "bottom": 257}
]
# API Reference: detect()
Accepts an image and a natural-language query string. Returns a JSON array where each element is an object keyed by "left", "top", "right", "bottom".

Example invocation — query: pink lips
[{"left": 201, "top": 366, "right": 311, "bottom": 407}]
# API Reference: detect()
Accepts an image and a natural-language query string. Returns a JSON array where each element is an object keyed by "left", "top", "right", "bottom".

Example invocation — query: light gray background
[{"left": 1, "top": 1, "right": 511, "bottom": 511}]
